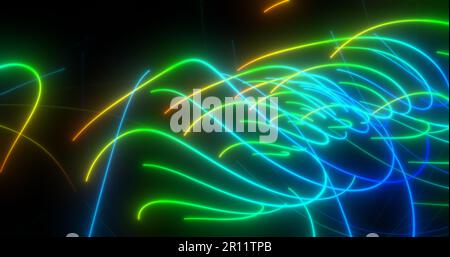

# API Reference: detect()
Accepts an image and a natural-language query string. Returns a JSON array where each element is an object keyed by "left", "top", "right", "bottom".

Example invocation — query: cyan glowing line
[
  {"left": 70, "top": 21, "right": 449, "bottom": 236},
  {"left": 142, "top": 163, "right": 320, "bottom": 207},
  {"left": 153, "top": 84, "right": 336, "bottom": 192},
  {"left": 343, "top": 46, "right": 434, "bottom": 110},
  {"left": 73, "top": 58, "right": 246, "bottom": 141},
  {"left": 0, "top": 67, "right": 64, "bottom": 96},
  {"left": 88, "top": 69, "right": 151, "bottom": 237},
  {"left": 372, "top": 92, "right": 448, "bottom": 115},
  {"left": 289, "top": 188, "right": 317, "bottom": 237},
  {"left": 86, "top": 128, "right": 329, "bottom": 202}
]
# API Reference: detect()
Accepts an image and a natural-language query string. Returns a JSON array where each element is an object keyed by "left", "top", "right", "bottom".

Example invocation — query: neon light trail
[
  {"left": 1, "top": 1, "right": 448, "bottom": 238},
  {"left": 263, "top": 0, "right": 291, "bottom": 14},
  {"left": 0, "top": 63, "right": 42, "bottom": 173}
]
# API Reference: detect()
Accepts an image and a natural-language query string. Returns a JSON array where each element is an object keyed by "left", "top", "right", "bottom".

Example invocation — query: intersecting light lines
[
  {"left": 79, "top": 18, "right": 448, "bottom": 237},
  {"left": 87, "top": 69, "right": 151, "bottom": 237},
  {"left": 0, "top": 65, "right": 74, "bottom": 189},
  {"left": 0, "top": 63, "right": 42, "bottom": 173}
]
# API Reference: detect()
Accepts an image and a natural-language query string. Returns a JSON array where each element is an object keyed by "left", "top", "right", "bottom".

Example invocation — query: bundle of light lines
[
  {"left": 2, "top": 18, "right": 449, "bottom": 237},
  {"left": 77, "top": 18, "right": 448, "bottom": 237}
]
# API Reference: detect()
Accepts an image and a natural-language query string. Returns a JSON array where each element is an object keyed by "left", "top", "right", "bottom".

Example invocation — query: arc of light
[
  {"left": 85, "top": 128, "right": 329, "bottom": 201},
  {"left": 219, "top": 141, "right": 304, "bottom": 158},
  {"left": 183, "top": 100, "right": 276, "bottom": 137},
  {"left": 289, "top": 188, "right": 317, "bottom": 237},
  {"left": 269, "top": 63, "right": 410, "bottom": 108},
  {"left": 72, "top": 59, "right": 210, "bottom": 142},
  {"left": 163, "top": 65, "right": 296, "bottom": 115},
  {"left": 0, "top": 67, "right": 64, "bottom": 96},
  {"left": 0, "top": 63, "right": 42, "bottom": 173},
  {"left": 263, "top": 0, "right": 290, "bottom": 14},
  {"left": 330, "top": 19, "right": 449, "bottom": 59},
  {"left": 238, "top": 35, "right": 449, "bottom": 88},
  {"left": 138, "top": 200, "right": 267, "bottom": 221},
  {"left": 372, "top": 92, "right": 449, "bottom": 115},
  {"left": 184, "top": 206, "right": 284, "bottom": 222},
  {"left": 237, "top": 37, "right": 350, "bottom": 71},
  {"left": 344, "top": 138, "right": 449, "bottom": 190},
  {"left": 408, "top": 161, "right": 449, "bottom": 165},
  {"left": 437, "top": 51, "right": 449, "bottom": 57},
  {"left": 370, "top": 116, "right": 432, "bottom": 141},
  {"left": 72, "top": 60, "right": 283, "bottom": 141},
  {"left": 184, "top": 206, "right": 266, "bottom": 221},
  {"left": 72, "top": 36, "right": 445, "bottom": 140},
  {"left": 152, "top": 87, "right": 336, "bottom": 193},
  {"left": 142, "top": 163, "right": 320, "bottom": 207},
  {"left": 244, "top": 89, "right": 447, "bottom": 190},
  {"left": 252, "top": 151, "right": 291, "bottom": 158},
  {"left": 414, "top": 202, "right": 449, "bottom": 207}
]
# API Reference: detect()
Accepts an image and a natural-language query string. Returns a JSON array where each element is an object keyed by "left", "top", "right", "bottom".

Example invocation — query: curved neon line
[
  {"left": 263, "top": 0, "right": 290, "bottom": 14},
  {"left": 0, "top": 63, "right": 42, "bottom": 173},
  {"left": 330, "top": 19, "right": 449, "bottom": 58}
]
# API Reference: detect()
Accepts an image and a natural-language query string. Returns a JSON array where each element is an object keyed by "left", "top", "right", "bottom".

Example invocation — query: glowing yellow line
[
  {"left": 238, "top": 20, "right": 447, "bottom": 70},
  {"left": 330, "top": 19, "right": 449, "bottom": 59},
  {"left": 270, "top": 71, "right": 303, "bottom": 93},
  {"left": 263, "top": 0, "right": 290, "bottom": 14},
  {"left": 72, "top": 76, "right": 159, "bottom": 141},
  {"left": 235, "top": 66, "right": 320, "bottom": 96},
  {"left": 73, "top": 60, "right": 269, "bottom": 141},
  {"left": 237, "top": 38, "right": 342, "bottom": 71},
  {"left": 0, "top": 64, "right": 42, "bottom": 173},
  {"left": 72, "top": 59, "right": 199, "bottom": 142}
]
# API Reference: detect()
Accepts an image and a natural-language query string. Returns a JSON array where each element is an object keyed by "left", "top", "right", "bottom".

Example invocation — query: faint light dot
[
  {"left": 366, "top": 233, "right": 380, "bottom": 237},
  {"left": 66, "top": 233, "right": 80, "bottom": 237}
]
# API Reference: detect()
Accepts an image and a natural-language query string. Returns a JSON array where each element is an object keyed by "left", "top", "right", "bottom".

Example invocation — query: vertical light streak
[{"left": 87, "top": 69, "right": 151, "bottom": 237}]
